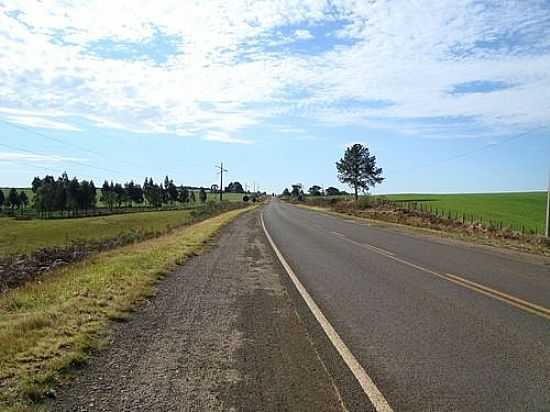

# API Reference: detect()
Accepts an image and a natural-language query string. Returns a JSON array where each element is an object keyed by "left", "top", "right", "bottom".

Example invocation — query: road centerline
[{"left": 329, "top": 229, "right": 550, "bottom": 321}]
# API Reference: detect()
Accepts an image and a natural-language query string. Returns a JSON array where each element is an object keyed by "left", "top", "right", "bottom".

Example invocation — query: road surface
[{"left": 262, "top": 199, "right": 550, "bottom": 411}]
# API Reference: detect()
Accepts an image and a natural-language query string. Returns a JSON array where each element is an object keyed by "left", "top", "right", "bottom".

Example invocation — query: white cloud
[
  {"left": 203, "top": 131, "right": 252, "bottom": 144},
  {"left": 294, "top": 29, "right": 313, "bottom": 40},
  {"left": 5, "top": 115, "right": 82, "bottom": 131},
  {"left": 0, "top": 152, "right": 87, "bottom": 162},
  {"left": 0, "top": 0, "right": 549, "bottom": 139}
]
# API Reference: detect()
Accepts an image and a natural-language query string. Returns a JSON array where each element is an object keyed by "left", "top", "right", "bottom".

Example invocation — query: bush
[{"left": 355, "top": 197, "right": 372, "bottom": 210}]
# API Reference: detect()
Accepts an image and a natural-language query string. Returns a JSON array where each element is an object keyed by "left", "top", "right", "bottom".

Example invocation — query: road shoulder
[{"left": 49, "top": 208, "right": 344, "bottom": 411}]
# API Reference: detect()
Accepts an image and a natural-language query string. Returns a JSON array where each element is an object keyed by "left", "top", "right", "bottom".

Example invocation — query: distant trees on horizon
[
  {"left": 0, "top": 188, "right": 29, "bottom": 211},
  {"left": 0, "top": 172, "right": 218, "bottom": 217},
  {"left": 281, "top": 184, "right": 346, "bottom": 198}
]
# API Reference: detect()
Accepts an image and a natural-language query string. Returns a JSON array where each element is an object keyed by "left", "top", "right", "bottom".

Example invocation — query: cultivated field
[
  {"left": 376, "top": 192, "right": 546, "bottom": 234},
  {"left": 0, "top": 209, "right": 197, "bottom": 256}
]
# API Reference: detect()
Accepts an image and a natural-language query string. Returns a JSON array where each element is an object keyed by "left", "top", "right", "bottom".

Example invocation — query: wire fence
[{"left": 393, "top": 200, "right": 543, "bottom": 235}]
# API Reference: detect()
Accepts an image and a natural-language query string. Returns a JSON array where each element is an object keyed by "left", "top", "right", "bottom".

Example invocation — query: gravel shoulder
[{"left": 49, "top": 208, "right": 344, "bottom": 411}]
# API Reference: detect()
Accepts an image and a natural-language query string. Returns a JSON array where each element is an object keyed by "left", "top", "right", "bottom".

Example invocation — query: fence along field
[{"left": 376, "top": 192, "right": 546, "bottom": 234}]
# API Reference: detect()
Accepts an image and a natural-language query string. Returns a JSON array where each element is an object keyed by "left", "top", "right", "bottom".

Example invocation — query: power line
[
  {"left": 0, "top": 118, "right": 107, "bottom": 158},
  {"left": 0, "top": 118, "right": 200, "bottom": 178},
  {"left": 398, "top": 126, "right": 548, "bottom": 176},
  {"left": 0, "top": 141, "right": 125, "bottom": 176}
]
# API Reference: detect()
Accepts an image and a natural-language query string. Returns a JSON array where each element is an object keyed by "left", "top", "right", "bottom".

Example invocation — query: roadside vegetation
[
  {"left": 280, "top": 143, "right": 549, "bottom": 256},
  {"left": 0, "top": 206, "right": 253, "bottom": 410},
  {"left": 0, "top": 201, "right": 248, "bottom": 294}
]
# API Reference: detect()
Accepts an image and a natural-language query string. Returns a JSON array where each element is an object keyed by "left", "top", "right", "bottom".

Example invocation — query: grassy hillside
[
  {"left": 0, "top": 209, "right": 198, "bottom": 256},
  {"left": 377, "top": 192, "right": 547, "bottom": 233}
]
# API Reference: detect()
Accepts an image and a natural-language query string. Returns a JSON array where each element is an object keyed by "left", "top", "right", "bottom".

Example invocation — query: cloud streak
[
  {"left": 0, "top": 0, "right": 548, "bottom": 140},
  {"left": 0, "top": 151, "right": 87, "bottom": 163},
  {"left": 5, "top": 115, "right": 81, "bottom": 131}
]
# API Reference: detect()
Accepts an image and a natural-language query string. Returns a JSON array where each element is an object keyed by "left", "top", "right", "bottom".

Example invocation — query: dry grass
[
  {"left": 295, "top": 202, "right": 550, "bottom": 257},
  {"left": 0, "top": 207, "right": 252, "bottom": 410}
]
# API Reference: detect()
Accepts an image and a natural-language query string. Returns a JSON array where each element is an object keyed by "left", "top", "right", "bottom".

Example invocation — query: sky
[{"left": 1, "top": 0, "right": 549, "bottom": 194}]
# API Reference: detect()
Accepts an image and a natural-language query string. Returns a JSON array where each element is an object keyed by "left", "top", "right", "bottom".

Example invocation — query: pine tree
[{"left": 336, "top": 144, "right": 383, "bottom": 201}]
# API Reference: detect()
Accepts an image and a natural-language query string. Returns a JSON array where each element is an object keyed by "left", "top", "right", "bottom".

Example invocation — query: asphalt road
[{"left": 262, "top": 199, "right": 550, "bottom": 411}]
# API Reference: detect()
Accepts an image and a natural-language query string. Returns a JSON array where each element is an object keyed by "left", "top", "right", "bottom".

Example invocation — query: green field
[
  {"left": 376, "top": 192, "right": 547, "bottom": 234},
  {"left": 0, "top": 209, "right": 198, "bottom": 256}
]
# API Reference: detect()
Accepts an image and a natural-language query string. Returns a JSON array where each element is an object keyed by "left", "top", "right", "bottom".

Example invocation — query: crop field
[
  {"left": 0, "top": 209, "right": 197, "bottom": 256},
  {"left": 377, "top": 192, "right": 547, "bottom": 234}
]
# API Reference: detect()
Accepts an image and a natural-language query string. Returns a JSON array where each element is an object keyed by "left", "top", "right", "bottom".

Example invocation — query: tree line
[
  {"left": 281, "top": 185, "right": 346, "bottom": 199},
  {"left": 0, "top": 173, "right": 214, "bottom": 217},
  {"left": 0, "top": 188, "right": 29, "bottom": 211}
]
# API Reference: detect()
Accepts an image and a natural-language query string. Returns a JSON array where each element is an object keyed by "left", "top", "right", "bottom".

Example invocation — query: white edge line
[{"left": 261, "top": 212, "right": 393, "bottom": 412}]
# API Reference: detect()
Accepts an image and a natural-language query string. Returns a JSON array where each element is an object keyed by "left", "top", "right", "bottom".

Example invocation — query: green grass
[
  {"left": 376, "top": 192, "right": 547, "bottom": 233},
  {"left": 0, "top": 207, "right": 252, "bottom": 409},
  {"left": 0, "top": 209, "right": 198, "bottom": 256},
  {"left": 205, "top": 192, "right": 245, "bottom": 202}
]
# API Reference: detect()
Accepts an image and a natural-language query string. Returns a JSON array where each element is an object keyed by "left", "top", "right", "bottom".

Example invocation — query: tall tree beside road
[
  {"left": 291, "top": 184, "right": 304, "bottom": 201},
  {"left": 336, "top": 143, "right": 384, "bottom": 201}
]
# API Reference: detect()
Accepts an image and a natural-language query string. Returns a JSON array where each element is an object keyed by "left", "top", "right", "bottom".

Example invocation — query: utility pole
[
  {"left": 216, "top": 162, "right": 228, "bottom": 201},
  {"left": 546, "top": 172, "right": 550, "bottom": 238}
]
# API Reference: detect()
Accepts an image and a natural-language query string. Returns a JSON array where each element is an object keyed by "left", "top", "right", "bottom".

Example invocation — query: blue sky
[{"left": 1, "top": 0, "right": 549, "bottom": 193}]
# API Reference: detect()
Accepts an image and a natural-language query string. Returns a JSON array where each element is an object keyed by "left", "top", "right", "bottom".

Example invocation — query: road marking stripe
[
  {"left": 333, "top": 232, "right": 550, "bottom": 321},
  {"left": 262, "top": 213, "right": 393, "bottom": 412},
  {"left": 331, "top": 232, "right": 395, "bottom": 257}
]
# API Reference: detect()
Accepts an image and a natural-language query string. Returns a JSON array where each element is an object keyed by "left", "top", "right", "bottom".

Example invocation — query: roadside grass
[
  {"left": 0, "top": 206, "right": 252, "bottom": 410},
  {"left": 0, "top": 209, "right": 198, "bottom": 257},
  {"left": 295, "top": 201, "right": 550, "bottom": 257},
  {"left": 375, "top": 192, "right": 546, "bottom": 233}
]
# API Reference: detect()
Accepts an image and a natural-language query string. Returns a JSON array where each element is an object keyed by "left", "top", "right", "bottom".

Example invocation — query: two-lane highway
[{"left": 262, "top": 199, "right": 550, "bottom": 411}]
